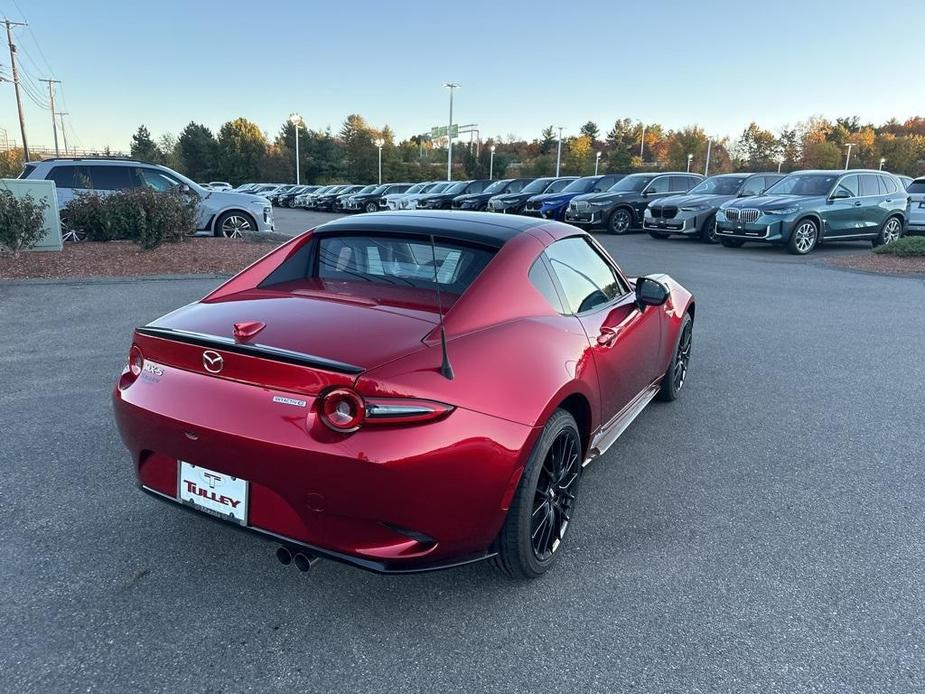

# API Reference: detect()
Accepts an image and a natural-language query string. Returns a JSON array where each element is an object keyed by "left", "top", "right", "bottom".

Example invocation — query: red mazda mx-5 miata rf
[{"left": 113, "top": 210, "right": 694, "bottom": 578}]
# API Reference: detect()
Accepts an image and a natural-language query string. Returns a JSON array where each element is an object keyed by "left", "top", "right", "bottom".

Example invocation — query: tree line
[{"left": 3, "top": 113, "right": 923, "bottom": 183}]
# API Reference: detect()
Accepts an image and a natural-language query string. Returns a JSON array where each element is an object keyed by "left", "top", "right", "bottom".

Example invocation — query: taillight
[
  {"left": 129, "top": 345, "right": 144, "bottom": 376},
  {"left": 319, "top": 388, "right": 366, "bottom": 432},
  {"left": 318, "top": 389, "right": 453, "bottom": 433}
]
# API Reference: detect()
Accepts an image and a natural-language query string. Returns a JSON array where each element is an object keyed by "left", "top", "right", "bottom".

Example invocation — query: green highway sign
[{"left": 430, "top": 125, "right": 459, "bottom": 139}]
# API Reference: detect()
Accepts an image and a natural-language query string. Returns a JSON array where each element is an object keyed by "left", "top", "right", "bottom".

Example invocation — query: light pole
[
  {"left": 595, "top": 151, "right": 601, "bottom": 175},
  {"left": 879, "top": 157, "right": 886, "bottom": 171},
  {"left": 555, "top": 126, "right": 564, "bottom": 176},
  {"left": 289, "top": 113, "right": 302, "bottom": 184},
  {"left": 686, "top": 153, "right": 693, "bottom": 172},
  {"left": 704, "top": 139, "right": 712, "bottom": 177},
  {"left": 444, "top": 82, "right": 459, "bottom": 181},
  {"left": 777, "top": 157, "right": 784, "bottom": 174},
  {"left": 489, "top": 145, "right": 496, "bottom": 179},
  {"left": 639, "top": 123, "right": 646, "bottom": 162},
  {"left": 375, "top": 138, "right": 384, "bottom": 185},
  {"left": 844, "top": 143, "right": 857, "bottom": 170}
]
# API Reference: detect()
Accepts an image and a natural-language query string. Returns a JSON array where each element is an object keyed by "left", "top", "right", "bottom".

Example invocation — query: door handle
[
  {"left": 853, "top": 201, "right": 862, "bottom": 206},
  {"left": 597, "top": 326, "right": 620, "bottom": 346}
]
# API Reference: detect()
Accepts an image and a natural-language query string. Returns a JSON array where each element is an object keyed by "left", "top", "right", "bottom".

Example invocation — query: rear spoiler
[{"left": 136, "top": 326, "right": 364, "bottom": 375}]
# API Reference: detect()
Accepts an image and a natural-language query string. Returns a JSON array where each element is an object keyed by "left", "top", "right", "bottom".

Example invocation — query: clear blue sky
[{"left": 2, "top": 0, "right": 923, "bottom": 152}]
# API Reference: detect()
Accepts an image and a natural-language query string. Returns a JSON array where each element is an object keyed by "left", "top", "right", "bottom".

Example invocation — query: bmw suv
[
  {"left": 487, "top": 176, "right": 576, "bottom": 214},
  {"left": 565, "top": 172, "right": 703, "bottom": 234},
  {"left": 452, "top": 178, "right": 534, "bottom": 211},
  {"left": 524, "top": 174, "right": 624, "bottom": 222},
  {"left": 644, "top": 173, "right": 783, "bottom": 243},
  {"left": 20, "top": 157, "right": 274, "bottom": 237},
  {"left": 716, "top": 170, "right": 908, "bottom": 254}
]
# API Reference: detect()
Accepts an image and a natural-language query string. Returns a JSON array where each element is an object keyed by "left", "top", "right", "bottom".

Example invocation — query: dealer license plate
[{"left": 178, "top": 461, "right": 248, "bottom": 525}]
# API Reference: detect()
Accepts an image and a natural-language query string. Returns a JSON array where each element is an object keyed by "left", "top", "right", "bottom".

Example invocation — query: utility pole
[
  {"left": 39, "top": 78, "right": 61, "bottom": 156},
  {"left": 4, "top": 18, "right": 30, "bottom": 161},
  {"left": 444, "top": 82, "right": 459, "bottom": 181},
  {"left": 56, "top": 112, "right": 69, "bottom": 155}
]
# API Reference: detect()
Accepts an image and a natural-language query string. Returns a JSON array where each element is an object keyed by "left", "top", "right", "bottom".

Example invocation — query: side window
[
  {"left": 468, "top": 181, "right": 488, "bottom": 194},
  {"left": 86, "top": 165, "right": 134, "bottom": 191},
  {"left": 547, "top": 179, "right": 571, "bottom": 193},
  {"left": 859, "top": 174, "right": 880, "bottom": 197},
  {"left": 670, "top": 176, "right": 694, "bottom": 192},
  {"left": 46, "top": 165, "right": 80, "bottom": 189},
  {"left": 528, "top": 257, "right": 564, "bottom": 313},
  {"left": 135, "top": 167, "right": 181, "bottom": 192},
  {"left": 545, "top": 237, "right": 627, "bottom": 314},
  {"left": 879, "top": 175, "right": 897, "bottom": 195},
  {"left": 592, "top": 176, "right": 615, "bottom": 192},
  {"left": 836, "top": 175, "right": 859, "bottom": 197},
  {"left": 646, "top": 176, "right": 671, "bottom": 194},
  {"left": 740, "top": 176, "right": 766, "bottom": 196},
  {"left": 507, "top": 180, "right": 525, "bottom": 193}
]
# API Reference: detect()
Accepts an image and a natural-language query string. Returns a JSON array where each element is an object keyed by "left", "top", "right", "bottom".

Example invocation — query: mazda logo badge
[{"left": 202, "top": 350, "right": 224, "bottom": 373}]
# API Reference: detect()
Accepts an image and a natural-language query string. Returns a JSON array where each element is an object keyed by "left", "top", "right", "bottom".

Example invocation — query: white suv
[{"left": 19, "top": 158, "right": 274, "bottom": 237}]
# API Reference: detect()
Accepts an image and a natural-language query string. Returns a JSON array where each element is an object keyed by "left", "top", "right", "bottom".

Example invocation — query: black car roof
[{"left": 314, "top": 210, "right": 545, "bottom": 247}]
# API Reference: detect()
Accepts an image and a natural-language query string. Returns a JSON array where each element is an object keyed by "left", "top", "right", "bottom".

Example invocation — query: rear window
[
  {"left": 261, "top": 234, "right": 496, "bottom": 296},
  {"left": 18, "top": 163, "right": 37, "bottom": 179},
  {"left": 908, "top": 180, "right": 925, "bottom": 194}
]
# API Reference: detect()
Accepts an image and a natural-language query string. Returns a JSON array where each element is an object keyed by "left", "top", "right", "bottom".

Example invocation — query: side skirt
[{"left": 583, "top": 382, "right": 661, "bottom": 467}]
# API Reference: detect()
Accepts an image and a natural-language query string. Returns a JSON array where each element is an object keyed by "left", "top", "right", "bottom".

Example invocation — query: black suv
[
  {"left": 452, "top": 178, "right": 535, "bottom": 211},
  {"left": 346, "top": 183, "right": 413, "bottom": 213},
  {"left": 417, "top": 180, "right": 492, "bottom": 209},
  {"left": 487, "top": 177, "right": 576, "bottom": 214},
  {"left": 566, "top": 172, "right": 704, "bottom": 233},
  {"left": 317, "top": 184, "right": 364, "bottom": 211}
]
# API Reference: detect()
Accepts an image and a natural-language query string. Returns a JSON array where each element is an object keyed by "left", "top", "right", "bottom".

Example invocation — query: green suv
[{"left": 715, "top": 170, "right": 908, "bottom": 254}]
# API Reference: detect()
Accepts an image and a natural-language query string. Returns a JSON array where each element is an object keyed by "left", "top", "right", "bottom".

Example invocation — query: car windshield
[
  {"left": 521, "top": 178, "right": 553, "bottom": 194},
  {"left": 426, "top": 183, "right": 449, "bottom": 194},
  {"left": 546, "top": 178, "right": 575, "bottom": 193},
  {"left": 607, "top": 175, "right": 653, "bottom": 193},
  {"left": 368, "top": 185, "right": 388, "bottom": 194},
  {"left": 404, "top": 183, "right": 427, "bottom": 194},
  {"left": 765, "top": 174, "right": 838, "bottom": 196},
  {"left": 353, "top": 185, "right": 374, "bottom": 194},
  {"left": 560, "top": 177, "right": 598, "bottom": 194},
  {"left": 688, "top": 176, "right": 747, "bottom": 195},
  {"left": 482, "top": 179, "right": 511, "bottom": 194},
  {"left": 443, "top": 182, "right": 467, "bottom": 195}
]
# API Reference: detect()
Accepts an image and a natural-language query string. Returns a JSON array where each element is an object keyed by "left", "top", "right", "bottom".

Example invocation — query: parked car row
[{"left": 235, "top": 167, "right": 919, "bottom": 256}]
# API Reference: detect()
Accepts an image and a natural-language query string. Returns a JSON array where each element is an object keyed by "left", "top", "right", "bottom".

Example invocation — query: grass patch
[{"left": 874, "top": 236, "right": 925, "bottom": 257}]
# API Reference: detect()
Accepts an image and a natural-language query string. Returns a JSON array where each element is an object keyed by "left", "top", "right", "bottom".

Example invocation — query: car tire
[
  {"left": 699, "top": 214, "right": 718, "bottom": 243},
  {"left": 214, "top": 211, "right": 256, "bottom": 238},
  {"left": 607, "top": 207, "right": 633, "bottom": 234},
  {"left": 872, "top": 216, "right": 903, "bottom": 248},
  {"left": 720, "top": 238, "right": 744, "bottom": 248},
  {"left": 657, "top": 313, "right": 693, "bottom": 402},
  {"left": 648, "top": 230, "right": 670, "bottom": 239},
  {"left": 492, "top": 409, "right": 582, "bottom": 580},
  {"left": 364, "top": 201, "right": 378, "bottom": 213},
  {"left": 787, "top": 218, "right": 819, "bottom": 255}
]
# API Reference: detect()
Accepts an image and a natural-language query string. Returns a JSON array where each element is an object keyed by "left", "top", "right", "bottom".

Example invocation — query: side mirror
[
  {"left": 635, "top": 276, "right": 669, "bottom": 308},
  {"left": 831, "top": 189, "right": 851, "bottom": 200},
  {"left": 739, "top": 190, "right": 755, "bottom": 197}
]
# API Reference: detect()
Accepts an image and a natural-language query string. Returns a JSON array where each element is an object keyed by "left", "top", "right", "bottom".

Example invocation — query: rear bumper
[{"left": 112, "top": 367, "right": 538, "bottom": 572}]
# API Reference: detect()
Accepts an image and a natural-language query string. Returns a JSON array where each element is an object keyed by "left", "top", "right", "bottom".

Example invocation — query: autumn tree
[
  {"left": 736, "top": 122, "right": 778, "bottom": 170},
  {"left": 664, "top": 126, "right": 709, "bottom": 172}
]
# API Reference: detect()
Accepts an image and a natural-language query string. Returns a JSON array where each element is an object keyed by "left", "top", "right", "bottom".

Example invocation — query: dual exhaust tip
[{"left": 276, "top": 546, "right": 321, "bottom": 573}]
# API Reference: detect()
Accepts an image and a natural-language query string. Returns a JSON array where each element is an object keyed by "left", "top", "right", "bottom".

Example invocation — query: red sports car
[{"left": 113, "top": 211, "right": 695, "bottom": 578}]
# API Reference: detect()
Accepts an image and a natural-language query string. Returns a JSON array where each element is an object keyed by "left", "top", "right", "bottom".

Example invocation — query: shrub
[
  {"left": 873, "top": 235, "right": 925, "bottom": 257},
  {"left": 0, "top": 189, "right": 48, "bottom": 257},
  {"left": 62, "top": 189, "right": 198, "bottom": 249}
]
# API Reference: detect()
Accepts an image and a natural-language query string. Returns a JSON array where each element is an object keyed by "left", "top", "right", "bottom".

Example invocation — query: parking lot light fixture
[
  {"left": 879, "top": 157, "right": 886, "bottom": 171},
  {"left": 555, "top": 127, "right": 564, "bottom": 176},
  {"left": 444, "top": 82, "right": 460, "bottom": 181},
  {"left": 595, "top": 151, "right": 601, "bottom": 175},
  {"left": 489, "top": 145, "right": 496, "bottom": 179},
  {"left": 845, "top": 143, "right": 857, "bottom": 170},
  {"left": 289, "top": 114, "right": 303, "bottom": 184},
  {"left": 686, "top": 153, "right": 693, "bottom": 172},
  {"left": 375, "top": 138, "right": 384, "bottom": 185}
]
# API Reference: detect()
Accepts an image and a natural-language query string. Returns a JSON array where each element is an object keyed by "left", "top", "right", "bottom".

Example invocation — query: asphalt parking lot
[{"left": 2, "top": 216, "right": 923, "bottom": 693}]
